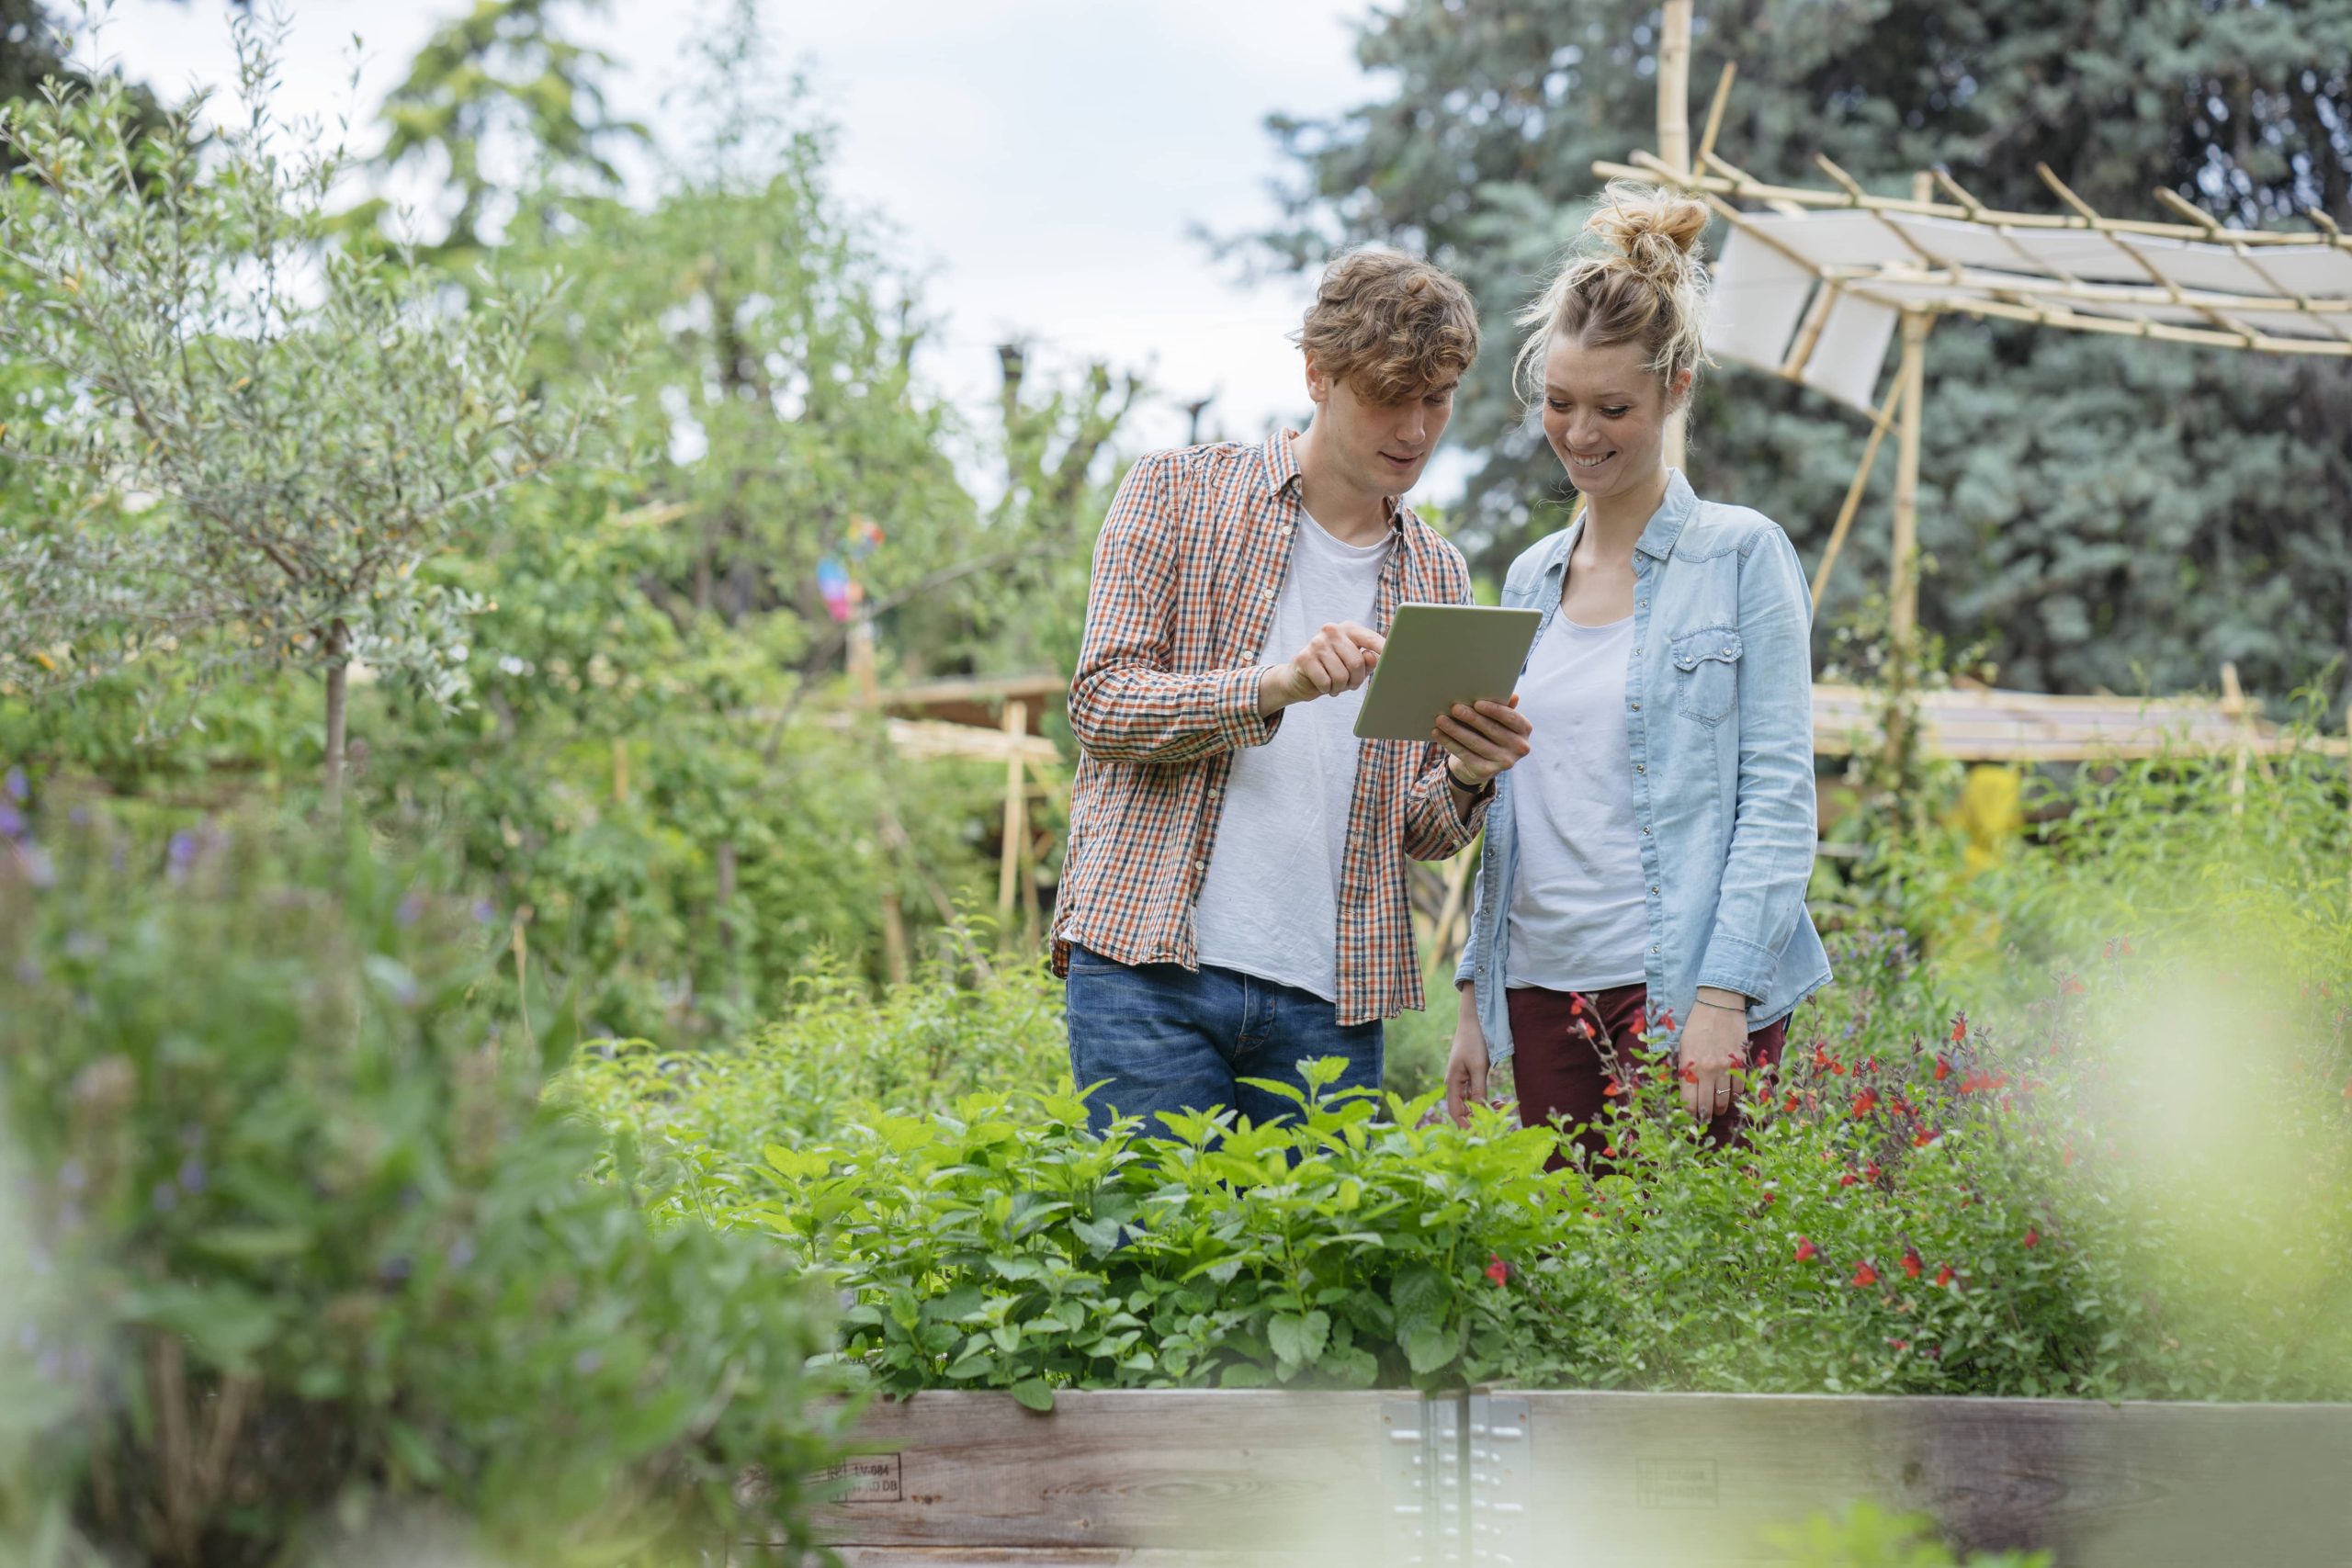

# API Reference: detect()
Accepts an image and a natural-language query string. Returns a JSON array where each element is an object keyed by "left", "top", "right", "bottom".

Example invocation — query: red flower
[
  {"left": 1631, "top": 1005, "right": 1647, "bottom": 1033},
  {"left": 1655, "top": 1007, "right": 1677, "bottom": 1033},
  {"left": 1679, "top": 1064, "right": 1699, "bottom": 1085},
  {"left": 2060, "top": 975, "right": 2086, "bottom": 998},
  {"left": 1901, "top": 1247, "right": 1924, "bottom": 1280},
  {"left": 1851, "top": 1089, "right": 1880, "bottom": 1118},
  {"left": 1851, "top": 1260, "right": 1879, "bottom": 1287},
  {"left": 1813, "top": 1043, "right": 1835, "bottom": 1071},
  {"left": 1913, "top": 1127, "right": 1939, "bottom": 1148},
  {"left": 1935, "top": 1263, "right": 1956, "bottom": 1288},
  {"left": 1784, "top": 1092, "right": 1802, "bottom": 1113},
  {"left": 1950, "top": 1013, "right": 1967, "bottom": 1043},
  {"left": 1485, "top": 1253, "right": 1510, "bottom": 1286},
  {"left": 1759, "top": 1190, "right": 1777, "bottom": 1207},
  {"left": 1863, "top": 1162, "right": 1883, "bottom": 1183},
  {"left": 1603, "top": 1077, "right": 1626, "bottom": 1098},
  {"left": 1839, "top": 1170, "right": 1860, "bottom": 1188},
  {"left": 2023, "top": 1226, "right": 2041, "bottom": 1248},
  {"left": 1933, "top": 1055, "right": 1952, "bottom": 1082},
  {"left": 1889, "top": 1338, "right": 1910, "bottom": 1353},
  {"left": 1568, "top": 994, "right": 1585, "bottom": 1016},
  {"left": 1793, "top": 1236, "right": 1818, "bottom": 1262}
]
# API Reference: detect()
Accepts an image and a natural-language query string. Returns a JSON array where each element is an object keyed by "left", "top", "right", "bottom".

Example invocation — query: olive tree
[{"left": 0, "top": 16, "right": 609, "bottom": 800}]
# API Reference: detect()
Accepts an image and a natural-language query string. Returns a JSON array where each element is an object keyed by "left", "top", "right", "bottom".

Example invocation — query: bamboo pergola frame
[{"left": 1619, "top": 15, "right": 2352, "bottom": 849}]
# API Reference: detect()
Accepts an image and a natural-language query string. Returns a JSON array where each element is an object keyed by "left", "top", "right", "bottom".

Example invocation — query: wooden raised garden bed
[{"left": 795, "top": 1388, "right": 2352, "bottom": 1566}]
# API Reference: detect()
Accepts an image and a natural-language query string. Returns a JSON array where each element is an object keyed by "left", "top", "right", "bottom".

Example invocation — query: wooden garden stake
[
  {"left": 2221, "top": 662, "right": 2250, "bottom": 816},
  {"left": 850, "top": 610, "right": 910, "bottom": 985},
  {"left": 1889, "top": 172, "right": 1934, "bottom": 652},
  {"left": 997, "top": 699, "right": 1029, "bottom": 951}
]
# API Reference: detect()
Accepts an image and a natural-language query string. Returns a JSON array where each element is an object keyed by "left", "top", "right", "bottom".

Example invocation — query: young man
[{"left": 1054, "top": 250, "right": 1532, "bottom": 1134}]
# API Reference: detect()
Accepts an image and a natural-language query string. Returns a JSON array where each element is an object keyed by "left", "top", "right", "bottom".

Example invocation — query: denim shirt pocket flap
[{"left": 1670, "top": 627, "right": 1743, "bottom": 723}]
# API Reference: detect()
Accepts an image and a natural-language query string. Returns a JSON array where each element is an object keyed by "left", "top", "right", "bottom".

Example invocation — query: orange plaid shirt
[{"left": 1051, "top": 431, "right": 1487, "bottom": 1025}]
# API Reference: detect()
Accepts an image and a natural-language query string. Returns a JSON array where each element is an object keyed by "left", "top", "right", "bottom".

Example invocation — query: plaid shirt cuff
[{"left": 1215, "top": 665, "right": 1281, "bottom": 751}]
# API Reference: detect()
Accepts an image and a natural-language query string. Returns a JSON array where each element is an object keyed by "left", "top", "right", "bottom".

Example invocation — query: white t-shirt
[
  {"left": 1193, "top": 510, "right": 1392, "bottom": 1001},
  {"left": 1504, "top": 612, "right": 1649, "bottom": 992}
]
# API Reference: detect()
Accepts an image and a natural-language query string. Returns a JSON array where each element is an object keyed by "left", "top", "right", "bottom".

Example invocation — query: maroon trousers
[{"left": 1505, "top": 982, "right": 1787, "bottom": 1169}]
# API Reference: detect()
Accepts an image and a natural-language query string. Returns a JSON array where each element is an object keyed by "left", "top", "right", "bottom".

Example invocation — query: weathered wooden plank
[
  {"left": 809, "top": 1391, "right": 1400, "bottom": 1557},
  {"left": 791, "top": 1388, "right": 2352, "bottom": 1567},
  {"left": 1509, "top": 1390, "right": 2352, "bottom": 1567}
]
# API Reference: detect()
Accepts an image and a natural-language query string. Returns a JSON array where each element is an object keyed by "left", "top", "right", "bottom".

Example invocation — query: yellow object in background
[{"left": 1951, "top": 763, "right": 2024, "bottom": 876}]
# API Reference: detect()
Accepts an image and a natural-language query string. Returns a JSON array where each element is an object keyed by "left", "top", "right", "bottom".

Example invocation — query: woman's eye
[{"left": 1602, "top": 406, "right": 1631, "bottom": 418}]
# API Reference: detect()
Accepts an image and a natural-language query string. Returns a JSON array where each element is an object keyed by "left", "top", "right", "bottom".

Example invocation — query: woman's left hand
[{"left": 1678, "top": 988, "right": 1751, "bottom": 1122}]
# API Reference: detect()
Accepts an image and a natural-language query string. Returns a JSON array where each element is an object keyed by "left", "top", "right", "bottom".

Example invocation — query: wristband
[
  {"left": 1694, "top": 998, "right": 1747, "bottom": 1016},
  {"left": 1446, "top": 761, "right": 1493, "bottom": 798}
]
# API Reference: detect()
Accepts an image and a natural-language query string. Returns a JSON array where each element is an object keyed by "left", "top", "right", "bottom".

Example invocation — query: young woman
[{"left": 1438, "top": 182, "right": 1830, "bottom": 1160}]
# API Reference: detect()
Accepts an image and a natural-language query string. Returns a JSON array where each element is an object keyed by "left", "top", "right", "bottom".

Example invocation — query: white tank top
[{"left": 1504, "top": 611, "right": 1649, "bottom": 992}]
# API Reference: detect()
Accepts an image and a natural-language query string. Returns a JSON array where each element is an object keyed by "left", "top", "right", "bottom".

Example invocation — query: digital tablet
[{"left": 1351, "top": 604, "right": 1544, "bottom": 742}]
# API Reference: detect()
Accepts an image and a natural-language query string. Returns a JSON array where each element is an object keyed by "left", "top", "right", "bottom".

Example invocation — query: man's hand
[
  {"left": 1260, "top": 621, "right": 1385, "bottom": 714},
  {"left": 1678, "top": 988, "right": 1752, "bottom": 1122},
  {"left": 1433, "top": 694, "right": 1533, "bottom": 787}
]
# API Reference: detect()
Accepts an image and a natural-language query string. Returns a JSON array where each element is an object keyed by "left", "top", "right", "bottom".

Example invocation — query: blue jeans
[{"left": 1063, "top": 946, "right": 1385, "bottom": 1137}]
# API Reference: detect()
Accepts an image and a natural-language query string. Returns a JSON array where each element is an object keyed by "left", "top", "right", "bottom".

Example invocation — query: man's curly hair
[{"left": 1293, "top": 250, "right": 1480, "bottom": 406}]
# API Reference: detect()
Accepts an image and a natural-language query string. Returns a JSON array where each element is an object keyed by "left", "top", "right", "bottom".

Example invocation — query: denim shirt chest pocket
[{"left": 1669, "top": 627, "right": 1743, "bottom": 724}]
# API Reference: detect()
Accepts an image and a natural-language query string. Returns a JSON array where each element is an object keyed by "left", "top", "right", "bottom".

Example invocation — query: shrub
[{"left": 0, "top": 797, "right": 842, "bottom": 1566}]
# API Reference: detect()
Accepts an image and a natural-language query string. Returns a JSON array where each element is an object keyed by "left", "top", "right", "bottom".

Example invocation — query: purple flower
[
  {"left": 166, "top": 831, "right": 198, "bottom": 880},
  {"left": 445, "top": 1235, "right": 477, "bottom": 1270},
  {"left": 17, "top": 844, "right": 53, "bottom": 890},
  {"left": 3, "top": 768, "right": 25, "bottom": 803},
  {"left": 177, "top": 1158, "right": 206, "bottom": 1194},
  {"left": 471, "top": 897, "right": 497, "bottom": 927},
  {"left": 0, "top": 803, "right": 23, "bottom": 840},
  {"left": 572, "top": 1349, "right": 603, "bottom": 1376},
  {"left": 68, "top": 807, "right": 88, "bottom": 828},
  {"left": 396, "top": 891, "right": 425, "bottom": 928}
]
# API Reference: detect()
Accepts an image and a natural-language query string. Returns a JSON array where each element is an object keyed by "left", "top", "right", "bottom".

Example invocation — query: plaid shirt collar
[{"left": 1260, "top": 428, "right": 1408, "bottom": 536}]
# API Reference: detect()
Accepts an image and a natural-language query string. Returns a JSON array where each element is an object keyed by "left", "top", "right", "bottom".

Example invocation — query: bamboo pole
[
  {"left": 2221, "top": 662, "right": 2251, "bottom": 817},
  {"left": 1430, "top": 847, "right": 1476, "bottom": 966},
  {"left": 1888, "top": 173, "right": 1935, "bottom": 650},
  {"left": 1696, "top": 62, "right": 1736, "bottom": 169},
  {"left": 1809, "top": 378, "right": 1905, "bottom": 610},
  {"left": 1597, "top": 153, "right": 2352, "bottom": 248},
  {"left": 850, "top": 610, "right": 910, "bottom": 985},
  {"left": 1657, "top": 0, "right": 1693, "bottom": 473},
  {"left": 997, "top": 699, "right": 1030, "bottom": 952}
]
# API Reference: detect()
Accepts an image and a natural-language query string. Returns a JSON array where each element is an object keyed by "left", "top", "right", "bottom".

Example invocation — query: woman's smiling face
[{"left": 1540, "top": 333, "right": 1691, "bottom": 500}]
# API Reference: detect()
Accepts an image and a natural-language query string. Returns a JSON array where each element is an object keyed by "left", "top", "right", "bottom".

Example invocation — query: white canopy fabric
[{"left": 1703, "top": 202, "right": 2352, "bottom": 415}]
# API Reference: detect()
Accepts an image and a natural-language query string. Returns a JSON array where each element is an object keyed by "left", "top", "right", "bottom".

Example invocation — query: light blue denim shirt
[{"left": 1456, "top": 469, "right": 1831, "bottom": 1064}]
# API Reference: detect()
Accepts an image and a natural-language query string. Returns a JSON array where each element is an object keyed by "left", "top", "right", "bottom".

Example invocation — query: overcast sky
[{"left": 99, "top": 0, "right": 1463, "bottom": 493}]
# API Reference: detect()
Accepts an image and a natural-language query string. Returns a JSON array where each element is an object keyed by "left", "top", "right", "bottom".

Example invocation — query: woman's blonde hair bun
[
  {"left": 1585, "top": 180, "right": 1711, "bottom": 293},
  {"left": 1512, "top": 178, "right": 1715, "bottom": 401}
]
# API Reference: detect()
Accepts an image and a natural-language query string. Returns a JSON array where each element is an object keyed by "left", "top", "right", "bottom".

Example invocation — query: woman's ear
[{"left": 1667, "top": 367, "right": 1695, "bottom": 412}]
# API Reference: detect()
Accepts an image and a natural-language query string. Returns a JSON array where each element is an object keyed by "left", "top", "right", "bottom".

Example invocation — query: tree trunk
[{"left": 322, "top": 621, "right": 350, "bottom": 813}]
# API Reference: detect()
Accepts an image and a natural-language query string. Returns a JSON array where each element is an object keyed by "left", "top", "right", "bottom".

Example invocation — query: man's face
[{"left": 1306, "top": 355, "right": 1457, "bottom": 498}]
